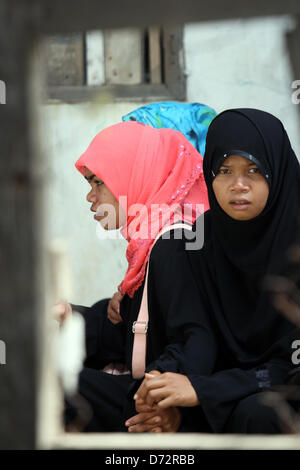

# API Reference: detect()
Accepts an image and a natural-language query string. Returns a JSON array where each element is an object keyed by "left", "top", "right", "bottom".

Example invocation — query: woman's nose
[
  {"left": 230, "top": 175, "right": 249, "bottom": 191},
  {"left": 86, "top": 188, "right": 96, "bottom": 203}
]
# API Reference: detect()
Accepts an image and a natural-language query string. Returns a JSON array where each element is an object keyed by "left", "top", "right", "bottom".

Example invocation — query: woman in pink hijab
[{"left": 61, "top": 121, "right": 210, "bottom": 432}]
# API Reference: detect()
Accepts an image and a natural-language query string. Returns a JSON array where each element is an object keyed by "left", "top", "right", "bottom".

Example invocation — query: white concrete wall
[
  {"left": 41, "top": 102, "right": 139, "bottom": 306},
  {"left": 184, "top": 15, "right": 300, "bottom": 155},
  {"left": 41, "top": 15, "right": 300, "bottom": 307}
]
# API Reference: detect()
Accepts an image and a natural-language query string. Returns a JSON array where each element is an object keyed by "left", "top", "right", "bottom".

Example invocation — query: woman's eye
[
  {"left": 95, "top": 180, "right": 104, "bottom": 186},
  {"left": 249, "top": 167, "right": 260, "bottom": 174},
  {"left": 217, "top": 168, "right": 230, "bottom": 175}
]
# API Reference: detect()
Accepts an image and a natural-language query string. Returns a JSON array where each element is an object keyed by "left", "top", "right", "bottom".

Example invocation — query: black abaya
[
  {"left": 67, "top": 226, "right": 215, "bottom": 432},
  {"left": 182, "top": 109, "right": 300, "bottom": 432}
]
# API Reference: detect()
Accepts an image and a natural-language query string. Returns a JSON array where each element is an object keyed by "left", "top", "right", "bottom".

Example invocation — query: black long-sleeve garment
[
  {"left": 73, "top": 221, "right": 298, "bottom": 433},
  {"left": 71, "top": 227, "right": 218, "bottom": 431},
  {"left": 181, "top": 109, "right": 300, "bottom": 433},
  {"left": 72, "top": 226, "right": 217, "bottom": 383},
  {"left": 72, "top": 222, "right": 298, "bottom": 433}
]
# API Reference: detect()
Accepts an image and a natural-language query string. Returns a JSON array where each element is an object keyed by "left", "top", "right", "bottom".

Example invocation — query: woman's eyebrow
[
  {"left": 220, "top": 162, "right": 258, "bottom": 167},
  {"left": 84, "top": 173, "right": 96, "bottom": 182}
]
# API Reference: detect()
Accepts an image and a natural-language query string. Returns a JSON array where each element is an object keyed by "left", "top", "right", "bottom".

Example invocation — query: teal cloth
[{"left": 122, "top": 102, "right": 217, "bottom": 155}]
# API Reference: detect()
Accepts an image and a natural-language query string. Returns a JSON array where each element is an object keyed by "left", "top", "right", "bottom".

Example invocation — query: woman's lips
[
  {"left": 229, "top": 200, "right": 251, "bottom": 210},
  {"left": 92, "top": 207, "right": 103, "bottom": 220}
]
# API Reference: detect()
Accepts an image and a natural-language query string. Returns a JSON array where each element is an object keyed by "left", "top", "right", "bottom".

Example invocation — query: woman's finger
[
  {"left": 107, "top": 309, "right": 119, "bottom": 324},
  {"left": 52, "top": 303, "right": 66, "bottom": 317},
  {"left": 150, "top": 427, "right": 162, "bottom": 433},
  {"left": 128, "top": 419, "right": 162, "bottom": 433},
  {"left": 156, "top": 395, "right": 177, "bottom": 409},
  {"left": 125, "top": 411, "right": 158, "bottom": 427},
  {"left": 107, "top": 303, "right": 122, "bottom": 324},
  {"left": 112, "top": 291, "right": 123, "bottom": 307},
  {"left": 135, "top": 398, "right": 154, "bottom": 413},
  {"left": 107, "top": 293, "right": 123, "bottom": 324},
  {"left": 111, "top": 298, "right": 121, "bottom": 314},
  {"left": 134, "top": 375, "right": 165, "bottom": 401},
  {"left": 114, "top": 291, "right": 124, "bottom": 302},
  {"left": 52, "top": 301, "right": 72, "bottom": 324},
  {"left": 108, "top": 310, "right": 122, "bottom": 324},
  {"left": 145, "top": 387, "right": 169, "bottom": 408},
  {"left": 134, "top": 378, "right": 148, "bottom": 401}
]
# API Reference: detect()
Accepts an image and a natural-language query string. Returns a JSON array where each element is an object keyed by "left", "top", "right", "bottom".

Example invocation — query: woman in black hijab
[{"left": 129, "top": 109, "right": 300, "bottom": 434}]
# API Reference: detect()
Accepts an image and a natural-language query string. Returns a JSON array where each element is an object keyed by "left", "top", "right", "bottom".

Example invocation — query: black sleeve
[
  {"left": 145, "top": 343, "right": 184, "bottom": 373},
  {"left": 71, "top": 299, "right": 126, "bottom": 369},
  {"left": 145, "top": 228, "right": 218, "bottom": 375},
  {"left": 187, "top": 357, "right": 294, "bottom": 433}
]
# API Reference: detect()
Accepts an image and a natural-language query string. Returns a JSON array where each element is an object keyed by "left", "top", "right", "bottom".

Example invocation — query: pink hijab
[{"left": 75, "top": 121, "right": 209, "bottom": 298}]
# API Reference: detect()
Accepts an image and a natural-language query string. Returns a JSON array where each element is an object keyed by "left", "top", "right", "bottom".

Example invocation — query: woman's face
[
  {"left": 84, "top": 168, "right": 125, "bottom": 230},
  {"left": 212, "top": 155, "right": 269, "bottom": 221}
]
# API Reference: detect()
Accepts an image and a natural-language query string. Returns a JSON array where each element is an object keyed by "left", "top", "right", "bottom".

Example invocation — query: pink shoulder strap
[{"left": 131, "top": 223, "right": 193, "bottom": 379}]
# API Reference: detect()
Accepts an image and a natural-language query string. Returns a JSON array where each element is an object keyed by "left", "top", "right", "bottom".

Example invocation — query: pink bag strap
[{"left": 131, "top": 223, "right": 193, "bottom": 379}]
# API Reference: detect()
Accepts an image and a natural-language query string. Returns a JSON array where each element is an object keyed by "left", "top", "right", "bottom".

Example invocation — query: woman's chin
[
  {"left": 94, "top": 214, "right": 120, "bottom": 230},
  {"left": 99, "top": 221, "right": 118, "bottom": 231}
]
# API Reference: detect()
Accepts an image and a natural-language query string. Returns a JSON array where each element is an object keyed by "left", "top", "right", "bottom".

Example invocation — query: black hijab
[{"left": 188, "top": 108, "right": 300, "bottom": 365}]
